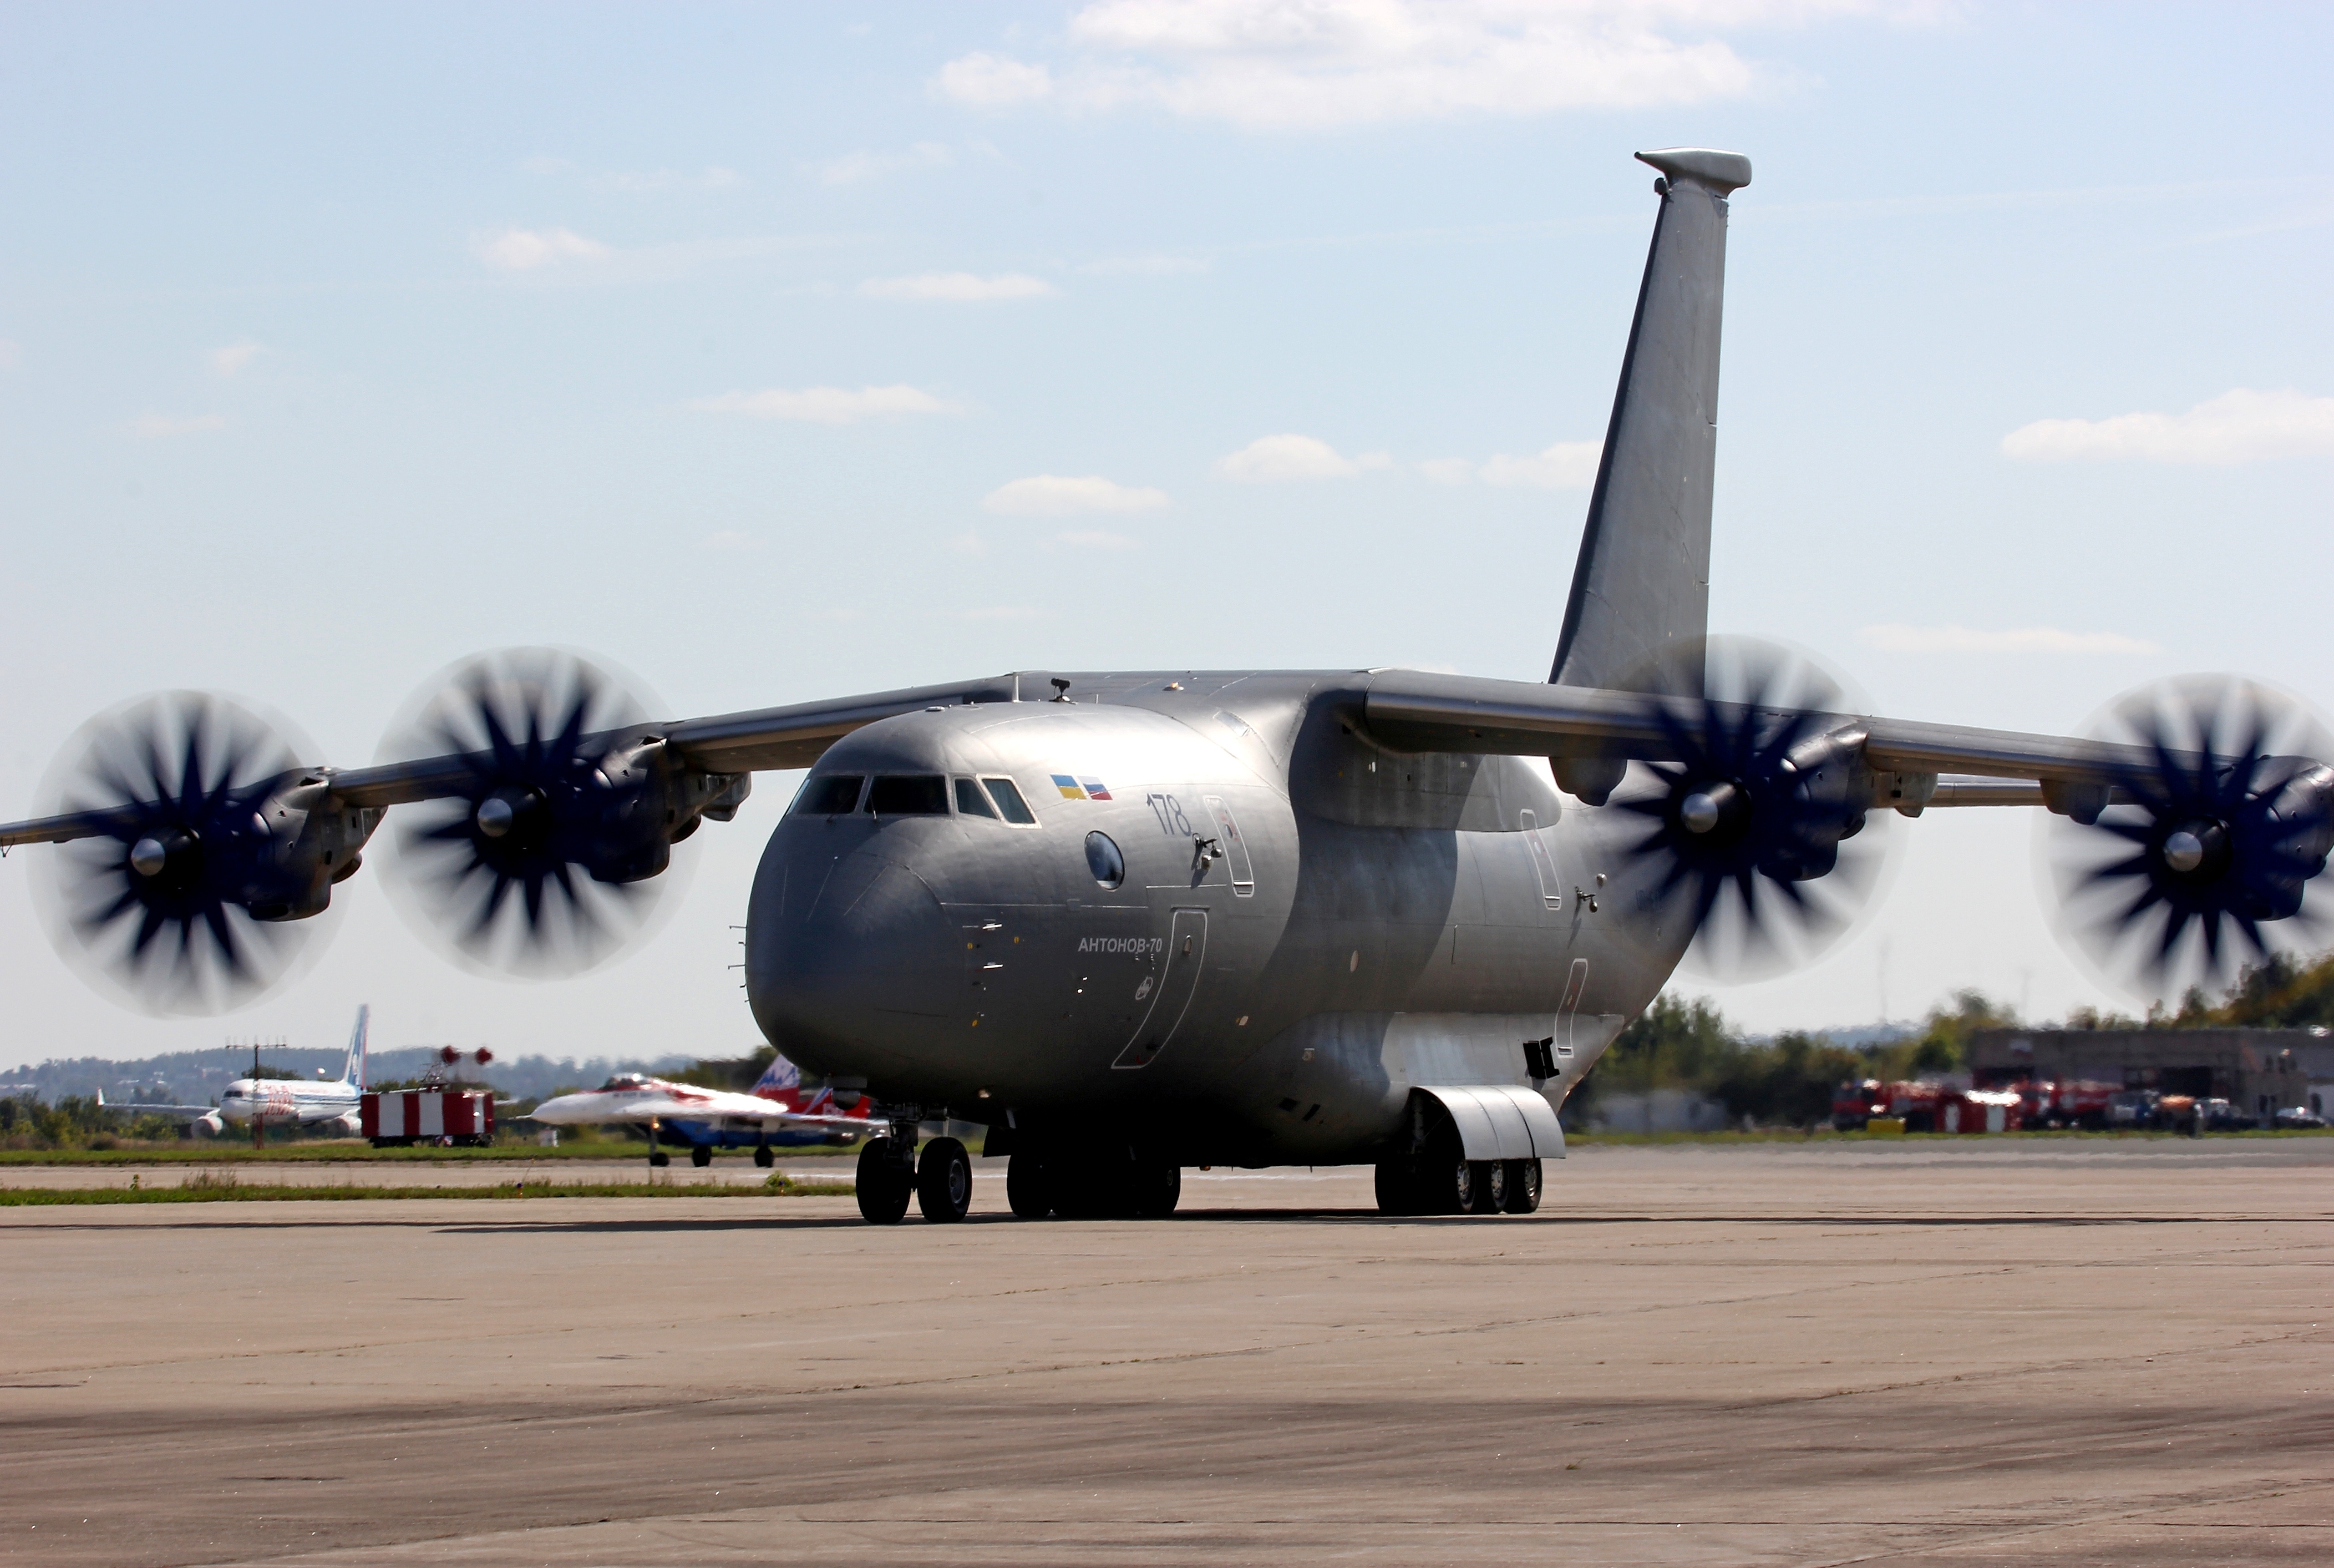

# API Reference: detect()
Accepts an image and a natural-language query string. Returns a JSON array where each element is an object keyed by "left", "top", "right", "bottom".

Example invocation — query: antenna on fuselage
[{"left": 1050, "top": 678, "right": 1072, "bottom": 703}]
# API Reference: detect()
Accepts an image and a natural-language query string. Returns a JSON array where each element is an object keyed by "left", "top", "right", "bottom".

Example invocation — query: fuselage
[
  {"left": 217, "top": 1076, "right": 360, "bottom": 1128},
  {"left": 745, "top": 671, "right": 1690, "bottom": 1167}
]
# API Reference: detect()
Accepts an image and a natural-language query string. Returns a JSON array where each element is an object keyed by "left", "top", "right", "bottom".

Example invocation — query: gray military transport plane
[{"left": 8, "top": 149, "right": 2332, "bottom": 1225}]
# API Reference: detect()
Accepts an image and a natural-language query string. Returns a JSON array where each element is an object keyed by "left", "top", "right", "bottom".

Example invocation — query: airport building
[{"left": 1966, "top": 1028, "right": 2324, "bottom": 1120}]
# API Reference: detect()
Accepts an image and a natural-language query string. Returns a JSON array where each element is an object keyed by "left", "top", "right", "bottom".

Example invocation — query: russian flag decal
[{"left": 1078, "top": 776, "right": 1111, "bottom": 800}]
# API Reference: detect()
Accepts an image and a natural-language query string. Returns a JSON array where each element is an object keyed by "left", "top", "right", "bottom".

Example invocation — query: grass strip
[{"left": 0, "top": 1175, "right": 855, "bottom": 1205}]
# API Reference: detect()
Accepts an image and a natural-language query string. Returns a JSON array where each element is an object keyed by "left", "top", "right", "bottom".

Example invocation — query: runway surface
[{"left": 5, "top": 1138, "right": 2331, "bottom": 1566}]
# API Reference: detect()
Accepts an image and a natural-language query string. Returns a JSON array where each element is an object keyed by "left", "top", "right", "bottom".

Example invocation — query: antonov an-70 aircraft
[{"left": 7, "top": 149, "right": 2330, "bottom": 1224}]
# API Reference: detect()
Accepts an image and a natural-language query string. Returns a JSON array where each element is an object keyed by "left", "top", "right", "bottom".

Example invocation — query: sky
[{"left": 2, "top": 1, "right": 2330, "bottom": 1065}]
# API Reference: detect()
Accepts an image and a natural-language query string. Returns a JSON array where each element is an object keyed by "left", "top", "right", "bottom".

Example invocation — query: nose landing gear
[{"left": 854, "top": 1123, "right": 977, "bottom": 1224}]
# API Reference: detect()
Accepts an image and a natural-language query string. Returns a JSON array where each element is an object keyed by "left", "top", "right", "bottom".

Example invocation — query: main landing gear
[
  {"left": 1004, "top": 1148, "right": 1181, "bottom": 1219},
  {"left": 855, "top": 1129, "right": 974, "bottom": 1224},
  {"left": 1375, "top": 1156, "right": 1542, "bottom": 1216}
]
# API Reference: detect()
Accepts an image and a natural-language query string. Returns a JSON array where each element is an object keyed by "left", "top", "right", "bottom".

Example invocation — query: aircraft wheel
[
  {"left": 690, "top": 1143, "right": 712, "bottom": 1168},
  {"left": 1374, "top": 1158, "right": 1420, "bottom": 1216},
  {"left": 1130, "top": 1161, "right": 1181, "bottom": 1218},
  {"left": 1478, "top": 1159, "right": 1509, "bottom": 1214},
  {"left": 916, "top": 1137, "right": 973, "bottom": 1224},
  {"left": 1006, "top": 1153, "right": 1052, "bottom": 1218},
  {"left": 648, "top": 1150, "right": 671, "bottom": 1168},
  {"left": 855, "top": 1137, "right": 913, "bottom": 1225},
  {"left": 1500, "top": 1158, "right": 1542, "bottom": 1214},
  {"left": 753, "top": 1144, "right": 775, "bottom": 1169}
]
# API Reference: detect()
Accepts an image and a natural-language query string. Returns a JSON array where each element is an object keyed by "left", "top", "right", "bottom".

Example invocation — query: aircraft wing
[
  {"left": 529, "top": 1088, "right": 869, "bottom": 1133},
  {"left": 1357, "top": 668, "right": 2192, "bottom": 809},
  {"left": 0, "top": 674, "right": 1031, "bottom": 848},
  {"left": 97, "top": 1100, "right": 220, "bottom": 1121},
  {"left": 325, "top": 673, "right": 1029, "bottom": 809}
]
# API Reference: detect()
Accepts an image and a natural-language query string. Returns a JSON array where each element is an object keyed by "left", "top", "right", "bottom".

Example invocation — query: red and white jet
[{"left": 531, "top": 1062, "right": 873, "bottom": 1169}]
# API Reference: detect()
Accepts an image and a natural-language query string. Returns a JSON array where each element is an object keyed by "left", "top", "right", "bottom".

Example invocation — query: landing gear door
[
  {"left": 1113, "top": 908, "right": 1208, "bottom": 1070},
  {"left": 1202, "top": 795, "right": 1254, "bottom": 896}
]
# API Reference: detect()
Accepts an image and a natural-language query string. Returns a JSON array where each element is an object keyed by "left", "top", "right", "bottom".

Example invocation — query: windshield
[{"left": 867, "top": 775, "right": 948, "bottom": 815}]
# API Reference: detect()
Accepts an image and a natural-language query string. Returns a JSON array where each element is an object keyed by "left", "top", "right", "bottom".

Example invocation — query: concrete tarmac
[{"left": 4, "top": 1138, "right": 2330, "bottom": 1566}]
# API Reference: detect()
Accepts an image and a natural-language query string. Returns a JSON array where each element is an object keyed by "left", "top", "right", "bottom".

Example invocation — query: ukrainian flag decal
[{"left": 1051, "top": 774, "right": 1086, "bottom": 799}]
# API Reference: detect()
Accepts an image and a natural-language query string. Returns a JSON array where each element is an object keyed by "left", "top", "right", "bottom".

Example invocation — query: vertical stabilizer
[
  {"left": 1550, "top": 148, "right": 1750, "bottom": 694},
  {"left": 344, "top": 1004, "right": 370, "bottom": 1091}
]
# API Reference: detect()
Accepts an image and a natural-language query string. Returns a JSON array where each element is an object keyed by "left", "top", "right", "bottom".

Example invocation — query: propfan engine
[
  {"left": 1612, "top": 637, "right": 1890, "bottom": 979},
  {"left": 29, "top": 692, "right": 374, "bottom": 1015},
  {"left": 2046, "top": 676, "right": 2334, "bottom": 995},
  {"left": 376, "top": 647, "right": 748, "bottom": 977}
]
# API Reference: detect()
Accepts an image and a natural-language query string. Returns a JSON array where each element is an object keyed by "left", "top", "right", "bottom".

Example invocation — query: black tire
[
  {"left": 690, "top": 1143, "right": 713, "bottom": 1168},
  {"left": 1006, "top": 1153, "right": 1052, "bottom": 1218},
  {"left": 648, "top": 1149, "right": 671, "bottom": 1168},
  {"left": 1374, "top": 1158, "right": 1418, "bottom": 1216},
  {"left": 916, "top": 1138, "right": 973, "bottom": 1224},
  {"left": 1501, "top": 1158, "right": 1542, "bottom": 1214},
  {"left": 855, "top": 1137, "right": 913, "bottom": 1225},
  {"left": 753, "top": 1143, "right": 775, "bottom": 1168},
  {"left": 1423, "top": 1155, "right": 1464, "bottom": 1214},
  {"left": 1131, "top": 1161, "right": 1181, "bottom": 1218},
  {"left": 1473, "top": 1159, "right": 1508, "bottom": 1214}
]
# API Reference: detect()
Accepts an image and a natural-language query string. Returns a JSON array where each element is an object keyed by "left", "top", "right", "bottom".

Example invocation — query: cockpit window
[
  {"left": 600, "top": 1073, "right": 648, "bottom": 1091},
  {"left": 984, "top": 777, "right": 1037, "bottom": 825},
  {"left": 797, "top": 774, "right": 864, "bottom": 815},
  {"left": 867, "top": 774, "right": 949, "bottom": 815},
  {"left": 954, "top": 777, "right": 997, "bottom": 819}
]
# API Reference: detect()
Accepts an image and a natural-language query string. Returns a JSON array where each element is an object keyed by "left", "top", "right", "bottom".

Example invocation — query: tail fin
[
  {"left": 1551, "top": 148, "right": 1751, "bottom": 696},
  {"left": 343, "top": 1005, "right": 370, "bottom": 1090},
  {"left": 751, "top": 1052, "right": 802, "bottom": 1097}
]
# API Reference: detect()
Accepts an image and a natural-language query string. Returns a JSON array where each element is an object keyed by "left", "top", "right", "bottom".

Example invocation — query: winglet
[{"left": 1635, "top": 147, "right": 1752, "bottom": 194}]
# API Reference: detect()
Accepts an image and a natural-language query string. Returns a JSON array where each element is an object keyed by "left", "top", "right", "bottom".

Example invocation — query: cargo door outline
[
  {"left": 1556, "top": 959, "right": 1588, "bottom": 1059},
  {"left": 1518, "top": 810, "right": 1561, "bottom": 910},
  {"left": 1113, "top": 909, "right": 1208, "bottom": 1069},
  {"left": 1202, "top": 795, "right": 1254, "bottom": 896}
]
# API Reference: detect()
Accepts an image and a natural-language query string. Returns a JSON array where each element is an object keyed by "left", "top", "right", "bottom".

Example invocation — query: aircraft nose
[{"left": 748, "top": 845, "right": 959, "bottom": 1072}]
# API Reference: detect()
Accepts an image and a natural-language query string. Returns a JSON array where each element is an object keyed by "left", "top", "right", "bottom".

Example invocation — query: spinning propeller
[
  {"left": 2046, "top": 676, "right": 2334, "bottom": 996},
  {"left": 30, "top": 693, "right": 344, "bottom": 1015},
  {"left": 376, "top": 647, "right": 704, "bottom": 979},
  {"left": 1613, "top": 637, "right": 1890, "bottom": 980}
]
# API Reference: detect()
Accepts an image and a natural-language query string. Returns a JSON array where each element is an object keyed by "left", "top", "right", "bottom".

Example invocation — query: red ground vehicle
[
  {"left": 1831, "top": 1079, "right": 1888, "bottom": 1131},
  {"left": 1939, "top": 1087, "right": 2024, "bottom": 1134}
]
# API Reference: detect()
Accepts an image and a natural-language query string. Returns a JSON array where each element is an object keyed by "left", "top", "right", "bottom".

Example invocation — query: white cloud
[
  {"left": 132, "top": 413, "right": 226, "bottom": 438},
  {"left": 1479, "top": 439, "right": 1603, "bottom": 488},
  {"left": 2000, "top": 388, "right": 2334, "bottom": 465},
  {"left": 474, "top": 227, "right": 609, "bottom": 271},
  {"left": 1056, "top": 528, "right": 1142, "bottom": 550},
  {"left": 858, "top": 272, "right": 1057, "bottom": 302},
  {"left": 935, "top": 51, "right": 1056, "bottom": 107},
  {"left": 1213, "top": 433, "right": 1389, "bottom": 481},
  {"left": 701, "top": 530, "right": 761, "bottom": 551},
  {"left": 935, "top": 1, "right": 1928, "bottom": 130},
  {"left": 812, "top": 142, "right": 955, "bottom": 186},
  {"left": 1416, "top": 457, "right": 1477, "bottom": 485},
  {"left": 690, "top": 385, "right": 959, "bottom": 424},
  {"left": 984, "top": 475, "right": 1169, "bottom": 516},
  {"left": 1857, "top": 624, "right": 2160, "bottom": 656},
  {"left": 210, "top": 342, "right": 262, "bottom": 377}
]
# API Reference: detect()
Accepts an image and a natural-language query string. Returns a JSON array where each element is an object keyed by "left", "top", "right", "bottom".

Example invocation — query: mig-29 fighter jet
[
  {"left": 6, "top": 149, "right": 2329, "bottom": 1227},
  {"left": 529, "top": 1053, "right": 873, "bottom": 1170}
]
